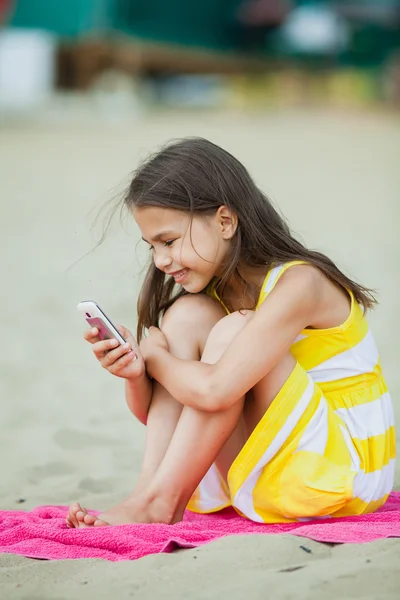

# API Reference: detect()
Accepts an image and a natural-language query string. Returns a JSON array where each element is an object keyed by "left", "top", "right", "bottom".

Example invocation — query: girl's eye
[{"left": 147, "top": 239, "right": 175, "bottom": 252}]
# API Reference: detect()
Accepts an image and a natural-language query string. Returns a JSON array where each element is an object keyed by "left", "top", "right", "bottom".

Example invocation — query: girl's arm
[
  {"left": 87, "top": 323, "right": 153, "bottom": 425},
  {"left": 143, "top": 266, "right": 323, "bottom": 411},
  {"left": 125, "top": 372, "right": 153, "bottom": 425}
]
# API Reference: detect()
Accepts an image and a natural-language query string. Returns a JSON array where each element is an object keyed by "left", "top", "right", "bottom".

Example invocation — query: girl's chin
[
  {"left": 179, "top": 278, "right": 202, "bottom": 294},
  {"left": 181, "top": 283, "right": 199, "bottom": 293},
  {"left": 182, "top": 279, "right": 212, "bottom": 295}
]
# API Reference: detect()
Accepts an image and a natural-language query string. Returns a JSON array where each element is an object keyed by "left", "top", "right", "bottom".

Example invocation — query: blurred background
[
  {"left": 0, "top": 1, "right": 399, "bottom": 512},
  {"left": 1, "top": 1, "right": 400, "bottom": 112}
]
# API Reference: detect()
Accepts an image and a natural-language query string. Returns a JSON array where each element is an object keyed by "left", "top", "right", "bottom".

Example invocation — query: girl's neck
[{"left": 219, "top": 265, "right": 267, "bottom": 313}]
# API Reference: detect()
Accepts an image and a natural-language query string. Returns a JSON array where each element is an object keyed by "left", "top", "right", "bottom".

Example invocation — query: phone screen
[{"left": 85, "top": 317, "right": 125, "bottom": 343}]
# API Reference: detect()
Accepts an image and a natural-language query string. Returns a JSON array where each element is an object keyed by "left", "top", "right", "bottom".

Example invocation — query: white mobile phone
[{"left": 77, "top": 301, "right": 126, "bottom": 345}]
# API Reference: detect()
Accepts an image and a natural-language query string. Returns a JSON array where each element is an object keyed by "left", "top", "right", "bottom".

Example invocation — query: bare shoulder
[
  {"left": 256, "top": 264, "right": 325, "bottom": 328},
  {"left": 275, "top": 264, "right": 325, "bottom": 304},
  {"left": 275, "top": 264, "right": 351, "bottom": 329},
  {"left": 280, "top": 263, "right": 323, "bottom": 288}
]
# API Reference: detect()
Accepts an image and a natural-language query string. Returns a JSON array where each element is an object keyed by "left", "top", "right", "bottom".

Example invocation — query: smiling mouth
[{"left": 169, "top": 268, "right": 188, "bottom": 282}]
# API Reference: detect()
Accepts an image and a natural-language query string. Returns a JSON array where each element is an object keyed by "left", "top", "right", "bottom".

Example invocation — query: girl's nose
[{"left": 154, "top": 251, "right": 173, "bottom": 271}]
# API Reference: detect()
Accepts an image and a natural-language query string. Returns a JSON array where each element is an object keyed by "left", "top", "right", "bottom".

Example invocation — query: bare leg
[
  {"left": 69, "top": 308, "right": 296, "bottom": 526},
  {"left": 92, "top": 313, "right": 249, "bottom": 526},
  {"left": 67, "top": 295, "right": 226, "bottom": 528},
  {"left": 137, "top": 312, "right": 295, "bottom": 524}
]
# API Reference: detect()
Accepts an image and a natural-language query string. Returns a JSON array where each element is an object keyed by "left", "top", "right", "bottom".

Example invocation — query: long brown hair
[{"left": 124, "top": 138, "right": 376, "bottom": 341}]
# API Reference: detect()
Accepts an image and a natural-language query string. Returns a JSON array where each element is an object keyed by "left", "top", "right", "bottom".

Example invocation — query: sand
[{"left": 0, "top": 102, "right": 399, "bottom": 599}]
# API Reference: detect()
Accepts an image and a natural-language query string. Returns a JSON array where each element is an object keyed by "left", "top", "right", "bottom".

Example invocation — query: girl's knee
[
  {"left": 161, "top": 294, "right": 226, "bottom": 352},
  {"left": 202, "top": 310, "right": 254, "bottom": 359},
  {"left": 206, "top": 310, "right": 254, "bottom": 348}
]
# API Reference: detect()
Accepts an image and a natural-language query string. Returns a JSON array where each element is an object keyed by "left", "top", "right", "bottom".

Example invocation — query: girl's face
[{"left": 133, "top": 206, "right": 236, "bottom": 293}]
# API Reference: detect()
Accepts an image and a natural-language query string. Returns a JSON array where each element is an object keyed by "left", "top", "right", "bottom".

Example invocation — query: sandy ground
[{"left": 0, "top": 102, "right": 399, "bottom": 599}]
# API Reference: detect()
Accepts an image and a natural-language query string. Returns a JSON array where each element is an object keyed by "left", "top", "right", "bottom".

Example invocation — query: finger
[
  {"left": 108, "top": 349, "right": 137, "bottom": 370},
  {"left": 116, "top": 325, "right": 138, "bottom": 347},
  {"left": 84, "top": 327, "right": 100, "bottom": 344},
  {"left": 100, "top": 342, "right": 134, "bottom": 367},
  {"left": 116, "top": 325, "right": 129, "bottom": 338},
  {"left": 92, "top": 338, "right": 121, "bottom": 359},
  {"left": 118, "top": 333, "right": 142, "bottom": 364}
]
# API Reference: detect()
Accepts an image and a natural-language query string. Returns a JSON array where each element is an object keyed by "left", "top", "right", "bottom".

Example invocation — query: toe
[
  {"left": 76, "top": 510, "right": 87, "bottom": 523},
  {"left": 66, "top": 510, "right": 73, "bottom": 526},
  {"left": 75, "top": 507, "right": 94, "bottom": 528},
  {"left": 67, "top": 502, "right": 83, "bottom": 528},
  {"left": 93, "top": 518, "right": 109, "bottom": 527},
  {"left": 71, "top": 501, "right": 82, "bottom": 513},
  {"left": 83, "top": 513, "right": 98, "bottom": 526}
]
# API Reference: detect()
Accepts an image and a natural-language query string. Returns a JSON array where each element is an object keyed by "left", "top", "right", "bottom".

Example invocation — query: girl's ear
[{"left": 216, "top": 205, "right": 238, "bottom": 240}]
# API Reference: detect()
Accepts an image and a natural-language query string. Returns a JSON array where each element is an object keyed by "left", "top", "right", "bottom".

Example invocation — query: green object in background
[
  {"left": 111, "top": 0, "right": 244, "bottom": 51},
  {"left": 9, "top": 0, "right": 244, "bottom": 49},
  {"left": 8, "top": 0, "right": 400, "bottom": 67},
  {"left": 344, "top": 24, "right": 400, "bottom": 67},
  {"left": 9, "top": 0, "right": 113, "bottom": 37}
]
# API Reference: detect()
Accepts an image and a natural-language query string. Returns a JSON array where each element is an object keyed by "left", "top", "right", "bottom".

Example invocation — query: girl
[{"left": 67, "top": 138, "right": 395, "bottom": 528}]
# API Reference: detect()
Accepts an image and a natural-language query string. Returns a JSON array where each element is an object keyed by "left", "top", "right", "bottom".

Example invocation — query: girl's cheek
[{"left": 174, "top": 245, "right": 184, "bottom": 263}]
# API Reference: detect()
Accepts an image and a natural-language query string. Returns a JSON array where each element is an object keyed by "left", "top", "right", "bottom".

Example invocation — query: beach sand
[{"left": 0, "top": 105, "right": 399, "bottom": 598}]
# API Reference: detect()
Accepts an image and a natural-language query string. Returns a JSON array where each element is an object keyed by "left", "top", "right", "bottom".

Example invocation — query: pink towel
[{"left": 1, "top": 492, "right": 399, "bottom": 562}]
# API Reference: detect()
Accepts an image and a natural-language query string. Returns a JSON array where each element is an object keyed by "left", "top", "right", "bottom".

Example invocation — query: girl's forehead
[{"left": 133, "top": 206, "right": 190, "bottom": 230}]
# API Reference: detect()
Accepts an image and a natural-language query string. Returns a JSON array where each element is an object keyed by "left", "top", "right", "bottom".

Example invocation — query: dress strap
[
  {"left": 206, "top": 279, "right": 230, "bottom": 314},
  {"left": 256, "top": 261, "right": 308, "bottom": 309}
]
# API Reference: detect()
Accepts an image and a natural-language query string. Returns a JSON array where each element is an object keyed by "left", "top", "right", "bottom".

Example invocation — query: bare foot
[
  {"left": 66, "top": 502, "right": 97, "bottom": 529},
  {"left": 66, "top": 495, "right": 184, "bottom": 528}
]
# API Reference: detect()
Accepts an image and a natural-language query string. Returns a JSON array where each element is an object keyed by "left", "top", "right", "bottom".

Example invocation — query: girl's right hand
[{"left": 84, "top": 325, "right": 145, "bottom": 380}]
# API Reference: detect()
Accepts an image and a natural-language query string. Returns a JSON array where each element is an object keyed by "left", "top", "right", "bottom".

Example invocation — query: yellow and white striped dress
[{"left": 187, "top": 261, "right": 395, "bottom": 523}]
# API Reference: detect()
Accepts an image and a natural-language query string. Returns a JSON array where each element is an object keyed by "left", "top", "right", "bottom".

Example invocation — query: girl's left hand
[{"left": 140, "top": 326, "right": 169, "bottom": 361}]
